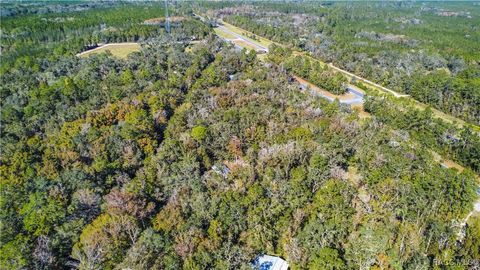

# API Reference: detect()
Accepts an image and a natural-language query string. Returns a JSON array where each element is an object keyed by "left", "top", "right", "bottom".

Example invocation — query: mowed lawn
[{"left": 77, "top": 43, "right": 141, "bottom": 59}]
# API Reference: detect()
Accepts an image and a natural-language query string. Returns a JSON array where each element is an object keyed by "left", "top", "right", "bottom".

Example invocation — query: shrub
[{"left": 191, "top": 125, "right": 208, "bottom": 141}]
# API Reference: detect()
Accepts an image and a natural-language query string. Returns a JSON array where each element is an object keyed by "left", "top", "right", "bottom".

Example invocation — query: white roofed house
[{"left": 252, "top": 255, "right": 289, "bottom": 270}]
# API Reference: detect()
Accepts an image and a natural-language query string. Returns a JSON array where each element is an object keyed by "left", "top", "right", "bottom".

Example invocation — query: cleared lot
[{"left": 76, "top": 43, "right": 141, "bottom": 58}]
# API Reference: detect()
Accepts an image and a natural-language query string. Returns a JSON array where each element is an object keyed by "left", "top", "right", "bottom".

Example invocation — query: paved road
[
  {"left": 344, "top": 88, "right": 365, "bottom": 105},
  {"left": 214, "top": 16, "right": 409, "bottom": 99},
  {"left": 205, "top": 13, "right": 480, "bottom": 228},
  {"left": 228, "top": 19, "right": 476, "bottom": 129},
  {"left": 327, "top": 63, "right": 409, "bottom": 98},
  {"left": 202, "top": 13, "right": 477, "bottom": 130},
  {"left": 216, "top": 24, "right": 268, "bottom": 52},
  {"left": 215, "top": 25, "right": 364, "bottom": 106}
]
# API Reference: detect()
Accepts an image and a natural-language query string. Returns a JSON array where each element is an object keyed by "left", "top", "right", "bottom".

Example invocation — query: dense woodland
[
  {"left": 1, "top": 2, "right": 480, "bottom": 270},
  {"left": 204, "top": 1, "right": 480, "bottom": 124}
]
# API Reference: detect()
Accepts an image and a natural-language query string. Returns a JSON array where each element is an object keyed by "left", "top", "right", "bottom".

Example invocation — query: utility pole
[{"left": 164, "top": 0, "right": 171, "bottom": 33}]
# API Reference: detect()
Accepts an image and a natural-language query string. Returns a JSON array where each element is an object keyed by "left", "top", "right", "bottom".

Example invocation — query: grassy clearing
[
  {"left": 257, "top": 53, "right": 268, "bottom": 61},
  {"left": 78, "top": 43, "right": 141, "bottom": 59},
  {"left": 431, "top": 151, "right": 480, "bottom": 182},
  {"left": 352, "top": 104, "right": 371, "bottom": 119},
  {"left": 214, "top": 27, "right": 237, "bottom": 39},
  {"left": 233, "top": 40, "right": 259, "bottom": 51}
]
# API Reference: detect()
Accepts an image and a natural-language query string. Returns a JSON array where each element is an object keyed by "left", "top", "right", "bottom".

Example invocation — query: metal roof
[{"left": 252, "top": 255, "right": 289, "bottom": 270}]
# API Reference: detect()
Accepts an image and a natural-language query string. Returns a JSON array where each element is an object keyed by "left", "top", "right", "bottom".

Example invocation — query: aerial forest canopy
[{"left": 0, "top": 1, "right": 479, "bottom": 270}]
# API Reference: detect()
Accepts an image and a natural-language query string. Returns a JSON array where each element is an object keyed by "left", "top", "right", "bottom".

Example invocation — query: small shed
[{"left": 252, "top": 255, "right": 289, "bottom": 270}]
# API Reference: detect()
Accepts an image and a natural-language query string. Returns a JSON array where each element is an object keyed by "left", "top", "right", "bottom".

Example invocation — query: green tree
[
  {"left": 460, "top": 216, "right": 480, "bottom": 261},
  {"left": 308, "top": 247, "right": 346, "bottom": 270},
  {"left": 191, "top": 125, "right": 208, "bottom": 141},
  {"left": 121, "top": 70, "right": 134, "bottom": 85},
  {"left": 20, "top": 192, "right": 65, "bottom": 237}
]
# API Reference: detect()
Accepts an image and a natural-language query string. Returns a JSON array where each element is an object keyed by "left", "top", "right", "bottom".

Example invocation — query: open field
[{"left": 76, "top": 43, "right": 141, "bottom": 58}]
